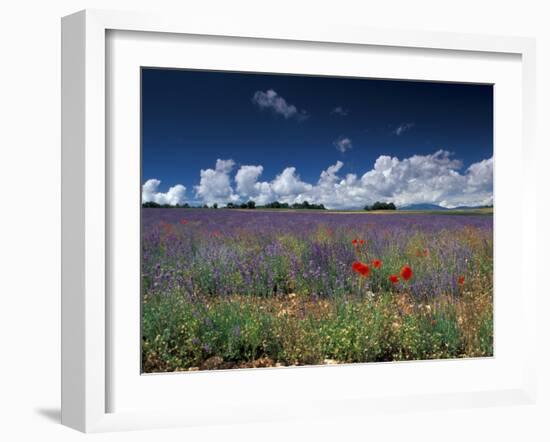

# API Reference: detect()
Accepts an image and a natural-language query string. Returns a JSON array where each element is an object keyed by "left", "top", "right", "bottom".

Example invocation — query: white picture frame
[{"left": 61, "top": 9, "right": 537, "bottom": 433}]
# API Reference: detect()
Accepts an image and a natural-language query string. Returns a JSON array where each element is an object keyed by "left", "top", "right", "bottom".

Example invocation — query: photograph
[{"left": 140, "top": 68, "right": 494, "bottom": 373}]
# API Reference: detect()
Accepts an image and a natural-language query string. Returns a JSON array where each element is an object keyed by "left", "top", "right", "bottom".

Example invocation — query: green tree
[{"left": 364, "top": 201, "right": 396, "bottom": 211}]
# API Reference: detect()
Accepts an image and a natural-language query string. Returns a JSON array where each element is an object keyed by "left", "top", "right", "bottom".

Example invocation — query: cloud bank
[{"left": 143, "top": 150, "right": 493, "bottom": 209}]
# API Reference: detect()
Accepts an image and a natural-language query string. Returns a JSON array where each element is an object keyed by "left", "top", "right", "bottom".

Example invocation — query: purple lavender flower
[{"left": 141, "top": 208, "right": 492, "bottom": 300}]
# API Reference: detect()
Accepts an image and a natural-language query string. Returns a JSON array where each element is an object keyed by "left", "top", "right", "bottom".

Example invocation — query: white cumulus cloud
[
  {"left": 194, "top": 159, "right": 239, "bottom": 205},
  {"left": 252, "top": 89, "right": 308, "bottom": 121},
  {"left": 142, "top": 179, "right": 186, "bottom": 205},
  {"left": 235, "top": 165, "right": 264, "bottom": 195},
  {"left": 331, "top": 106, "right": 349, "bottom": 116},
  {"left": 233, "top": 165, "right": 313, "bottom": 206},
  {"left": 352, "top": 150, "right": 492, "bottom": 208},
  {"left": 394, "top": 122, "right": 415, "bottom": 136},
  {"left": 465, "top": 157, "right": 493, "bottom": 192},
  {"left": 234, "top": 165, "right": 274, "bottom": 205},
  {"left": 334, "top": 137, "right": 353, "bottom": 153},
  {"left": 271, "top": 167, "right": 313, "bottom": 196}
]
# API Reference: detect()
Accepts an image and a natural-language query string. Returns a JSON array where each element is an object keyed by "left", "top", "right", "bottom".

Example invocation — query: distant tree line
[
  {"left": 262, "top": 200, "right": 325, "bottom": 210},
  {"left": 142, "top": 200, "right": 326, "bottom": 210},
  {"left": 290, "top": 201, "right": 326, "bottom": 210},
  {"left": 225, "top": 201, "right": 256, "bottom": 209},
  {"left": 141, "top": 201, "right": 256, "bottom": 209},
  {"left": 142, "top": 201, "right": 191, "bottom": 208},
  {"left": 226, "top": 200, "right": 325, "bottom": 210},
  {"left": 364, "top": 201, "right": 396, "bottom": 211},
  {"left": 263, "top": 201, "right": 290, "bottom": 209},
  {"left": 143, "top": 199, "right": 489, "bottom": 211}
]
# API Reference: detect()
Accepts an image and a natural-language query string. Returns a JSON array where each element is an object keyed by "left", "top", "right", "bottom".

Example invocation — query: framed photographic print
[
  {"left": 139, "top": 68, "right": 495, "bottom": 374},
  {"left": 61, "top": 9, "right": 537, "bottom": 432}
]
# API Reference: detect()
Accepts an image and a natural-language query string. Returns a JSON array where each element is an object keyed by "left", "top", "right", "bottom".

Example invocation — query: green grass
[{"left": 142, "top": 289, "right": 493, "bottom": 372}]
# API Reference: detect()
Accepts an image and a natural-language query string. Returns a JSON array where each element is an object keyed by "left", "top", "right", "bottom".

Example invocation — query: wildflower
[
  {"left": 400, "top": 265, "right": 413, "bottom": 281},
  {"left": 458, "top": 275, "right": 465, "bottom": 285},
  {"left": 371, "top": 259, "right": 382, "bottom": 269},
  {"left": 416, "top": 248, "right": 429, "bottom": 257},
  {"left": 352, "top": 239, "right": 358, "bottom": 247},
  {"left": 179, "top": 219, "right": 188, "bottom": 225},
  {"left": 352, "top": 261, "right": 370, "bottom": 277},
  {"left": 359, "top": 239, "right": 365, "bottom": 246},
  {"left": 389, "top": 274, "right": 399, "bottom": 284}
]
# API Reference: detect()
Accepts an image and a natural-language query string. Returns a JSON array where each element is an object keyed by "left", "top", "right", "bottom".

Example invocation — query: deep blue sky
[{"left": 142, "top": 68, "right": 493, "bottom": 200}]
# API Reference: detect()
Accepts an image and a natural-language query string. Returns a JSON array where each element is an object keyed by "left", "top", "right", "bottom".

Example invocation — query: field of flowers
[{"left": 141, "top": 209, "right": 493, "bottom": 372}]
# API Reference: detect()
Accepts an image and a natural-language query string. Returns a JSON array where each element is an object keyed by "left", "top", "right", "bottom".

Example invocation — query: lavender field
[{"left": 141, "top": 209, "right": 493, "bottom": 372}]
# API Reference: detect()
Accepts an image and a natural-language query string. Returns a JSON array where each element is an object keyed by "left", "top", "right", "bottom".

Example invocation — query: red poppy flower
[
  {"left": 400, "top": 265, "right": 413, "bottom": 281},
  {"left": 352, "top": 239, "right": 358, "bottom": 247},
  {"left": 389, "top": 274, "right": 399, "bottom": 284},
  {"left": 372, "top": 259, "right": 382, "bottom": 269},
  {"left": 352, "top": 261, "right": 370, "bottom": 277},
  {"left": 458, "top": 275, "right": 465, "bottom": 285},
  {"left": 359, "top": 239, "right": 365, "bottom": 246}
]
